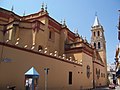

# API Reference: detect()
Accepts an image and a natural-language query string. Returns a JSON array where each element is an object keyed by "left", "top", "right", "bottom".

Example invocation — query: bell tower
[{"left": 91, "top": 15, "right": 106, "bottom": 64}]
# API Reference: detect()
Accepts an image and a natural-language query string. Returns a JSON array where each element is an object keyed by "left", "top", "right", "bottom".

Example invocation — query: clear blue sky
[{"left": 0, "top": 0, "right": 120, "bottom": 64}]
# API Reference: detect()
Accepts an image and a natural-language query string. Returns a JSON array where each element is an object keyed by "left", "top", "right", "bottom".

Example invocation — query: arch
[
  {"left": 94, "top": 43, "right": 96, "bottom": 48},
  {"left": 97, "top": 31, "right": 100, "bottom": 36},
  {"left": 38, "top": 45, "right": 43, "bottom": 51},
  {"left": 98, "top": 42, "right": 101, "bottom": 49}
]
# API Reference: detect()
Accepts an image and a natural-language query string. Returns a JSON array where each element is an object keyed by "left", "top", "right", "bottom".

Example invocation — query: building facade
[
  {"left": 115, "top": 10, "right": 120, "bottom": 86},
  {"left": 107, "top": 63, "right": 116, "bottom": 85},
  {"left": 0, "top": 5, "right": 107, "bottom": 90}
]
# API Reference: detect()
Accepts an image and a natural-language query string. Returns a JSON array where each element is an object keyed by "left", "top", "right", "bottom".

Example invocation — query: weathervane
[{"left": 95, "top": 12, "right": 97, "bottom": 16}]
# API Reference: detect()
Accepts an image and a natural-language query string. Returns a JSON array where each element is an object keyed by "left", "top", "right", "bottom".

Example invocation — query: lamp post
[{"left": 44, "top": 68, "right": 49, "bottom": 90}]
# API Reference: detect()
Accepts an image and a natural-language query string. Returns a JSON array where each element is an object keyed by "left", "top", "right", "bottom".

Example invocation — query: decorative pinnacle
[
  {"left": 63, "top": 19, "right": 66, "bottom": 27},
  {"left": 42, "top": 3, "right": 44, "bottom": 8},
  {"left": 74, "top": 29, "right": 79, "bottom": 37},
  {"left": 74, "top": 29, "right": 78, "bottom": 34},
  {"left": 23, "top": 11, "right": 25, "bottom": 16},
  {"left": 41, "top": 2, "right": 44, "bottom": 11},
  {"left": 11, "top": 5, "right": 14, "bottom": 12},
  {"left": 60, "top": 19, "right": 62, "bottom": 24},
  {"left": 45, "top": 4, "right": 47, "bottom": 11}
]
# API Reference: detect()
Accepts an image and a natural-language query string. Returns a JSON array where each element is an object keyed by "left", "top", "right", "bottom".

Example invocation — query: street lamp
[{"left": 44, "top": 68, "right": 50, "bottom": 90}]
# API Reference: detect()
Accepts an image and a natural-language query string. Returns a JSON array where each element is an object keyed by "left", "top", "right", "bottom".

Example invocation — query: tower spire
[{"left": 92, "top": 14, "right": 101, "bottom": 27}]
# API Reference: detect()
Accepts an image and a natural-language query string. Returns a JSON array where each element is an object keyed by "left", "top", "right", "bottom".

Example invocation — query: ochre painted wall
[
  {"left": 93, "top": 62, "right": 107, "bottom": 87},
  {"left": 0, "top": 7, "right": 108, "bottom": 90},
  {"left": 81, "top": 53, "right": 93, "bottom": 89},
  {"left": 0, "top": 45, "right": 84, "bottom": 90}
]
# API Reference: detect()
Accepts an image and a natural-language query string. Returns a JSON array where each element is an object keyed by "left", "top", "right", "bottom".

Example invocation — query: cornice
[
  {"left": 0, "top": 42, "right": 82, "bottom": 67},
  {"left": 93, "top": 61, "right": 104, "bottom": 67}
]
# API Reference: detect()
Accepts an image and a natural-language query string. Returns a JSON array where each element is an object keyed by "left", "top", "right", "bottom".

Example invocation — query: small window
[
  {"left": 69, "top": 72, "right": 72, "bottom": 85},
  {"left": 98, "top": 42, "right": 101, "bottom": 49},
  {"left": 49, "top": 31, "right": 52, "bottom": 39},
  {"left": 49, "top": 30, "right": 55, "bottom": 41},
  {"left": 96, "top": 68, "right": 97, "bottom": 74}
]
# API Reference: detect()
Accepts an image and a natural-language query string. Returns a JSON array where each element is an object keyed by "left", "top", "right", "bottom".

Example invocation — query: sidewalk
[
  {"left": 92, "top": 85, "right": 120, "bottom": 90},
  {"left": 92, "top": 87, "right": 108, "bottom": 90},
  {"left": 115, "top": 86, "right": 120, "bottom": 90}
]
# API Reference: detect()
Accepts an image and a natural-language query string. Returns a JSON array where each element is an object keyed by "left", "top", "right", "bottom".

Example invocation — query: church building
[{"left": 0, "top": 4, "right": 107, "bottom": 90}]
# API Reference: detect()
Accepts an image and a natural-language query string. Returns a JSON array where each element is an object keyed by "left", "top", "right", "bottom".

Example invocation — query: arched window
[
  {"left": 93, "top": 32, "right": 95, "bottom": 37},
  {"left": 98, "top": 42, "right": 101, "bottom": 49},
  {"left": 97, "top": 31, "right": 100, "bottom": 36},
  {"left": 94, "top": 43, "right": 96, "bottom": 48},
  {"left": 38, "top": 45, "right": 43, "bottom": 51}
]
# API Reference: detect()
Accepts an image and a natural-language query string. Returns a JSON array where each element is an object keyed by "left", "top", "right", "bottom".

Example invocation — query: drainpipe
[
  {"left": 0, "top": 27, "right": 6, "bottom": 62},
  {"left": 92, "top": 50, "right": 95, "bottom": 89},
  {"left": 93, "top": 61, "right": 95, "bottom": 88}
]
